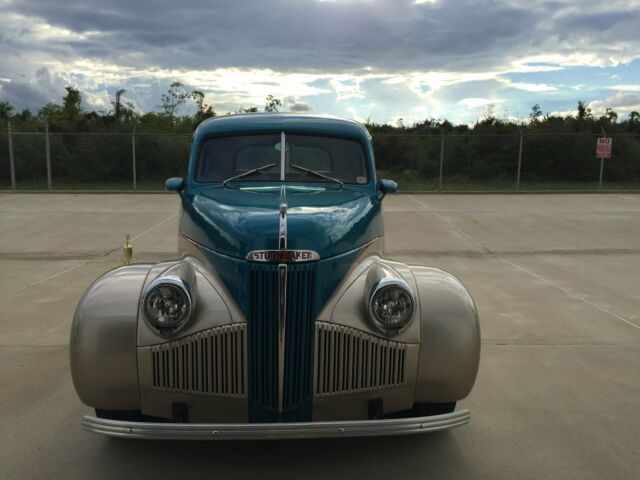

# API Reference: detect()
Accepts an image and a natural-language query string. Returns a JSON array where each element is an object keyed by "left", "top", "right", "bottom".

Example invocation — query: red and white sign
[{"left": 596, "top": 137, "right": 612, "bottom": 159}]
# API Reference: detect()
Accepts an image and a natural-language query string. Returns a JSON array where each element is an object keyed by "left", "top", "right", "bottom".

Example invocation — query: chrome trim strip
[
  {"left": 246, "top": 250, "right": 320, "bottom": 263},
  {"left": 82, "top": 410, "right": 471, "bottom": 440},
  {"left": 277, "top": 263, "right": 287, "bottom": 412},
  {"left": 277, "top": 183, "right": 287, "bottom": 412},
  {"left": 279, "top": 184, "right": 287, "bottom": 250}
]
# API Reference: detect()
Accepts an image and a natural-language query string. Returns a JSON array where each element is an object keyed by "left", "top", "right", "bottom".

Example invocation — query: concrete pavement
[{"left": 1, "top": 193, "right": 639, "bottom": 479}]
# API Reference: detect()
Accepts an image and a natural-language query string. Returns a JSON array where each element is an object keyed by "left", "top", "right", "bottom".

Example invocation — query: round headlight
[
  {"left": 368, "top": 278, "right": 414, "bottom": 335},
  {"left": 143, "top": 277, "right": 193, "bottom": 335}
]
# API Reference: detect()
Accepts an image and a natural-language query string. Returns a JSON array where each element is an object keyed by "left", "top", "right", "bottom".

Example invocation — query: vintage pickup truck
[{"left": 70, "top": 113, "right": 480, "bottom": 439}]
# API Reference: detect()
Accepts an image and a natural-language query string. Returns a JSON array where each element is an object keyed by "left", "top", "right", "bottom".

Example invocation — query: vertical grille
[
  {"left": 151, "top": 324, "right": 246, "bottom": 397},
  {"left": 248, "top": 262, "right": 316, "bottom": 415},
  {"left": 248, "top": 264, "right": 279, "bottom": 409},
  {"left": 283, "top": 263, "right": 316, "bottom": 409},
  {"left": 314, "top": 322, "right": 406, "bottom": 396}
]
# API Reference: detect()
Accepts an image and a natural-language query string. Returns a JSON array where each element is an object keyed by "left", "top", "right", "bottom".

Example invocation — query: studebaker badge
[
  {"left": 70, "top": 113, "right": 480, "bottom": 440},
  {"left": 246, "top": 249, "right": 320, "bottom": 263}
]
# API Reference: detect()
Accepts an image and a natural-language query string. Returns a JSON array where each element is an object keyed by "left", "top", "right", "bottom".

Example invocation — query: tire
[
  {"left": 383, "top": 401, "right": 457, "bottom": 419},
  {"left": 411, "top": 402, "right": 456, "bottom": 416},
  {"left": 95, "top": 409, "right": 170, "bottom": 423},
  {"left": 94, "top": 409, "right": 146, "bottom": 421}
]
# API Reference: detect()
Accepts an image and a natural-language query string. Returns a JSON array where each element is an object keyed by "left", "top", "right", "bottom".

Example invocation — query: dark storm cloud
[
  {"left": 3, "top": 0, "right": 639, "bottom": 75},
  {"left": 0, "top": 0, "right": 548, "bottom": 72},
  {"left": 2, "top": 0, "right": 640, "bottom": 122},
  {"left": 289, "top": 102, "right": 311, "bottom": 112},
  {"left": 0, "top": 67, "right": 69, "bottom": 111},
  {"left": 0, "top": 79, "right": 51, "bottom": 111},
  {"left": 558, "top": 10, "right": 639, "bottom": 31}
]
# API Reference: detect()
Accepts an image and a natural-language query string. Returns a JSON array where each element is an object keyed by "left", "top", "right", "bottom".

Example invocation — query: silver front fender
[
  {"left": 70, "top": 264, "right": 152, "bottom": 410},
  {"left": 317, "top": 256, "right": 480, "bottom": 411},
  {"left": 411, "top": 266, "right": 481, "bottom": 403}
]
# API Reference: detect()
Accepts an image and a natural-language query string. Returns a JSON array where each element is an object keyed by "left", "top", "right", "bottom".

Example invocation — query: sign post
[{"left": 596, "top": 136, "right": 612, "bottom": 191}]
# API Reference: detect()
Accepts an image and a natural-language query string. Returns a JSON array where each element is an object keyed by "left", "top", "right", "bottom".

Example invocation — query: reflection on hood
[{"left": 180, "top": 186, "right": 382, "bottom": 259}]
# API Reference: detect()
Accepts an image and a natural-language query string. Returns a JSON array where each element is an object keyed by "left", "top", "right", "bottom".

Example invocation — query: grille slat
[
  {"left": 314, "top": 322, "right": 407, "bottom": 397},
  {"left": 151, "top": 324, "right": 246, "bottom": 397}
]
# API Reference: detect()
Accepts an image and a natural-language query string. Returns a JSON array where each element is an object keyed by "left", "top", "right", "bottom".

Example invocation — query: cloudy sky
[{"left": 1, "top": 0, "right": 639, "bottom": 124}]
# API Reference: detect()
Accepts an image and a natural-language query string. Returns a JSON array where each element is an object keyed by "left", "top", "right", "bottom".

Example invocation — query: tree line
[
  {"left": 0, "top": 82, "right": 283, "bottom": 133},
  {"left": 370, "top": 102, "right": 640, "bottom": 188},
  {"left": 0, "top": 83, "right": 639, "bottom": 189}
]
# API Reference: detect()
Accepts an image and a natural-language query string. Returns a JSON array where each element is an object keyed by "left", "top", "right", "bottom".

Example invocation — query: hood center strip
[{"left": 278, "top": 183, "right": 287, "bottom": 413}]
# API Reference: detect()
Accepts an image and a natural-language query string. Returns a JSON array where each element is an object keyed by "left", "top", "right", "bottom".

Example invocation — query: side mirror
[
  {"left": 165, "top": 177, "right": 185, "bottom": 194},
  {"left": 377, "top": 179, "right": 398, "bottom": 198}
]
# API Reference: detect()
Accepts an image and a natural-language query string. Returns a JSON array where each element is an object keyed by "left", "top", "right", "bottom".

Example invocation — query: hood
[{"left": 180, "top": 185, "right": 382, "bottom": 260}]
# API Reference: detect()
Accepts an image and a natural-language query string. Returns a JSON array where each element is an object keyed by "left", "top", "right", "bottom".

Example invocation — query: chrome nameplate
[{"left": 246, "top": 250, "right": 320, "bottom": 263}]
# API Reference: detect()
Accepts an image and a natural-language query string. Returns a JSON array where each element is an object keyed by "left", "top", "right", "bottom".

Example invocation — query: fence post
[
  {"left": 516, "top": 126, "right": 524, "bottom": 191},
  {"left": 132, "top": 126, "right": 137, "bottom": 192},
  {"left": 438, "top": 128, "right": 445, "bottom": 192},
  {"left": 7, "top": 121, "right": 16, "bottom": 190},
  {"left": 45, "top": 122, "right": 52, "bottom": 190},
  {"left": 598, "top": 127, "right": 605, "bottom": 191}
]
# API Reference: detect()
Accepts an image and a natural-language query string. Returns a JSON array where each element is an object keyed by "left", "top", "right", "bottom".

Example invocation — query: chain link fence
[
  {"left": 1, "top": 126, "right": 639, "bottom": 192},
  {"left": 373, "top": 132, "right": 640, "bottom": 191}
]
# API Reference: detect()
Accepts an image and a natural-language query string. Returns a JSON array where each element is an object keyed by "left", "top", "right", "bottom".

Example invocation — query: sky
[{"left": 1, "top": 0, "right": 640, "bottom": 125}]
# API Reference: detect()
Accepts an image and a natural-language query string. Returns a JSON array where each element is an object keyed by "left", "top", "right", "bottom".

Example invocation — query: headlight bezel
[
  {"left": 142, "top": 275, "right": 194, "bottom": 336},
  {"left": 367, "top": 277, "right": 415, "bottom": 336}
]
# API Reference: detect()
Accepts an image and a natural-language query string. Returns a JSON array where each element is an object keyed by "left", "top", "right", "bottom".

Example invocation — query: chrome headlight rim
[
  {"left": 142, "top": 275, "right": 194, "bottom": 337},
  {"left": 367, "top": 277, "right": 415, "bottom": 336}
]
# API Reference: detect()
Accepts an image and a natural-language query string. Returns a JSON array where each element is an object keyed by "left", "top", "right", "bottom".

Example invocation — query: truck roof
[{"left": 194, "top": 113, "right": 372, "bottom": 141}]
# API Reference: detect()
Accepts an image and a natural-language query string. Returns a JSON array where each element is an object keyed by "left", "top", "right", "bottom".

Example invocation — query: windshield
[{"left": 196, "top": 133, "right": 369, "bottom": 184}]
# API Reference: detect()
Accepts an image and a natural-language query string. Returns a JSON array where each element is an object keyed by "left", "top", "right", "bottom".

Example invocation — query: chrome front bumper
[{"left": 82, "top": 409, "right": 470, "bottom": 440}]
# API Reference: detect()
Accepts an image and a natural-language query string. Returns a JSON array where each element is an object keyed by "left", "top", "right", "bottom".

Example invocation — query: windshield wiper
[
  {"left": 222, "top": 163, "right": 277, "bottom": 186},
  {"left": 290, "top": 164, "right": 343, "bottom": 187}
]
